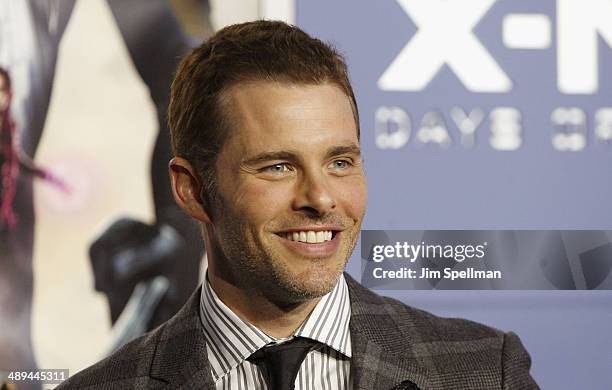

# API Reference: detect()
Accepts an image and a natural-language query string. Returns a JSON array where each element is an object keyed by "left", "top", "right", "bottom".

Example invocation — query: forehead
[{"left": 220, "top": 81, "right": 358, "bottom": 160}]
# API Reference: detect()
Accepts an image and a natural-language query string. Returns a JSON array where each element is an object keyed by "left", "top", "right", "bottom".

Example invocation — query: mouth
[
  {"left": 278, "top": 230, "right": 337, "bottom": 243},
  {"left": 274, "top": 229, "right": 342, "bottom": 257}
]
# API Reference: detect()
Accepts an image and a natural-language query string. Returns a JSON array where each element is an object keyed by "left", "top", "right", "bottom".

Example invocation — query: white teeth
[
  {"left": 283, "top": 230, "right": 334, "bottom": 243},
  {"left": 316, "top": 231, "right": 325, "bottom": 242},
  {"left": 307, "top": 231, "right": 316, "bottom": 243}
]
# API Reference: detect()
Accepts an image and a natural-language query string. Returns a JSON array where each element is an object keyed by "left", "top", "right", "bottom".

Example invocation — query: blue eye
[
  {"left": 264, "top": 163, "right": 291, "bottom": 174},
  {"left": 330, "top": 159, "right": 351, "bottom": 170}
]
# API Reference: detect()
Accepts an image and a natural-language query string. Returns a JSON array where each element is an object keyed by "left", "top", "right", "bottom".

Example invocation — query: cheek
[
  {"left": 231, "top": 180, "right": 293, "bottom": 221},
  {"left": 336, "top": 176, "right": 367, "bottom": 217}
]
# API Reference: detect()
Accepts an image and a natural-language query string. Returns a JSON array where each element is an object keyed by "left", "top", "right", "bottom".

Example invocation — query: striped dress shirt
[{"left": 199, "top": 274, "right": 352, "bottom": 390}]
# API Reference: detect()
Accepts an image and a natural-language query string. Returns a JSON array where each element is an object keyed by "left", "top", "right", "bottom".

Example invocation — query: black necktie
[{"left": 248, "top": 337, "right": 319, "bottom": 390}]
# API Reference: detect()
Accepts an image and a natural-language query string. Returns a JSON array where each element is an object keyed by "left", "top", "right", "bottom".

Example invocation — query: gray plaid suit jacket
[{"left": 57, "top": 273, "right": 539, "bottom": 389}]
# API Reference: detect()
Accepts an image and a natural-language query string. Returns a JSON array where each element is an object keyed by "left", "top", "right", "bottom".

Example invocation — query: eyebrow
[
  {"left": 324, "top": 144, "right": 362, "bottom": 160},
  {"left": 241, "top": 151, "right": 299, "bottom": 166},
  {"left": 241, "top": 144, "right": 362, "bottom": 166}
]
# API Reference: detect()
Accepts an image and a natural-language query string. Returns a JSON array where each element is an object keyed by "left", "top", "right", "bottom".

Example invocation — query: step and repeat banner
[
  {"left": 296, "top": 0, "right": 612, "bottom": 388},
  {"left": 301, "top": 0, "right": 612, "bottom": 228}
]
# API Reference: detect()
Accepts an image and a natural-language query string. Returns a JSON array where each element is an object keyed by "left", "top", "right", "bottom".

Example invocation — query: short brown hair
[{"left": 167, "top": 20, "right": 359, "bottom": 201}]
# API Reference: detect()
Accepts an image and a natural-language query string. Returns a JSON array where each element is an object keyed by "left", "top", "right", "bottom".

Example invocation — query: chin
[{"left": 273, "top": 262, "right": 344, "bottom": 303}]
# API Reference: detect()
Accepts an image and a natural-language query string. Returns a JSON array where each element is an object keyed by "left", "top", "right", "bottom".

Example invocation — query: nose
[{"left": 292, "top": 169, "right": 336, "bottom": 217}]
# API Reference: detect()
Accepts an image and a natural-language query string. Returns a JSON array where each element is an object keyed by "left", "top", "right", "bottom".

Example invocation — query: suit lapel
[
  {"left": 345, "top": 273, "right": 430, "bottom": 390},
  {"left": 147, "top": 277, "right": 430, "bottom": 389},
  {"left": 149, "top": 286, "right": 216, "bottom": 389}
]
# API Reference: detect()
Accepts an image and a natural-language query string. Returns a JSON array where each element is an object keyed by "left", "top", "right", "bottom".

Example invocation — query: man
[{"left": 58, "top": 21, "right": 538, "bottom": 389}]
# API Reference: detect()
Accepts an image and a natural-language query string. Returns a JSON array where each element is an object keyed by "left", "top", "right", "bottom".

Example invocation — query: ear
[{"left": 168, "top": 157, "right": 212, "bottom": 223}]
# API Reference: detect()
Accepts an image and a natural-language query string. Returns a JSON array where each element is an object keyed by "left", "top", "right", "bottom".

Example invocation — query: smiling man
[
  {"left": 57, "top": 21, "right": 538, "bottom": 390},
  {"left": 196, "top": 81, "right": 365, "bottom": 317}
]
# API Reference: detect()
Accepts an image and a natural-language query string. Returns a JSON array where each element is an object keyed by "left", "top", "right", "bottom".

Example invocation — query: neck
[{"left": 207, "top": 268, "right": 321, "bottom": 339}]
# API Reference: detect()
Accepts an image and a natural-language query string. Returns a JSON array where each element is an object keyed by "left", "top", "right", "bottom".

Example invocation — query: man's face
[{"left": 207, "top": 81, "right": 367, "bottom": 305}]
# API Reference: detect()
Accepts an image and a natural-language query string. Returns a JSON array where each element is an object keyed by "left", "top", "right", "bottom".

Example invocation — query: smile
[
  {"left": 274, "top": 229, "right": 341, "bottom": 257},
  {"left": 281, "top": 230, "right": 333, "bottom": 243}
]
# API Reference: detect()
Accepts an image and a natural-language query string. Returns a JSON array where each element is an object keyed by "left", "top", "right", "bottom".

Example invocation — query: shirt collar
[{"left": 199, "top": 273, "right": 352, "bottom": 382}]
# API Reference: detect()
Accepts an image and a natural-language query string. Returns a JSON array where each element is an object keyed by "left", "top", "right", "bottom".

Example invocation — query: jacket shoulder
[
  {"left": 381, "top": 294, "right": 505, "bottom": 342},
  {"left": 344, "top": 274, "right": 539, "bottom": 388},
  {"left": 56, "top": 286, "right": 210, "bottom": 389},
  {"left": 56, "top": 325, "right": 165, "bottom": 389},
  {"left": 345, "top": 272, "right": 504, "bottom": 343}
]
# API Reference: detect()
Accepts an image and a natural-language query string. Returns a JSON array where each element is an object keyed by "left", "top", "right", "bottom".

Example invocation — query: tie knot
[{"left": 249, "top": 337, "right": 320, "bottom": 390}]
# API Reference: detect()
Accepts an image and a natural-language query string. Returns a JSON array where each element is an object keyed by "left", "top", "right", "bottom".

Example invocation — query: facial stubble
[{"left": 209, "top": 195, "right": 361, "bottom": 307}]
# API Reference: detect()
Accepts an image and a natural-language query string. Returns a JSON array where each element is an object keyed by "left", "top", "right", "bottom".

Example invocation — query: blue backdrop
[{"left": 297, "top": 0, "right": 612, "bottom": 388}]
